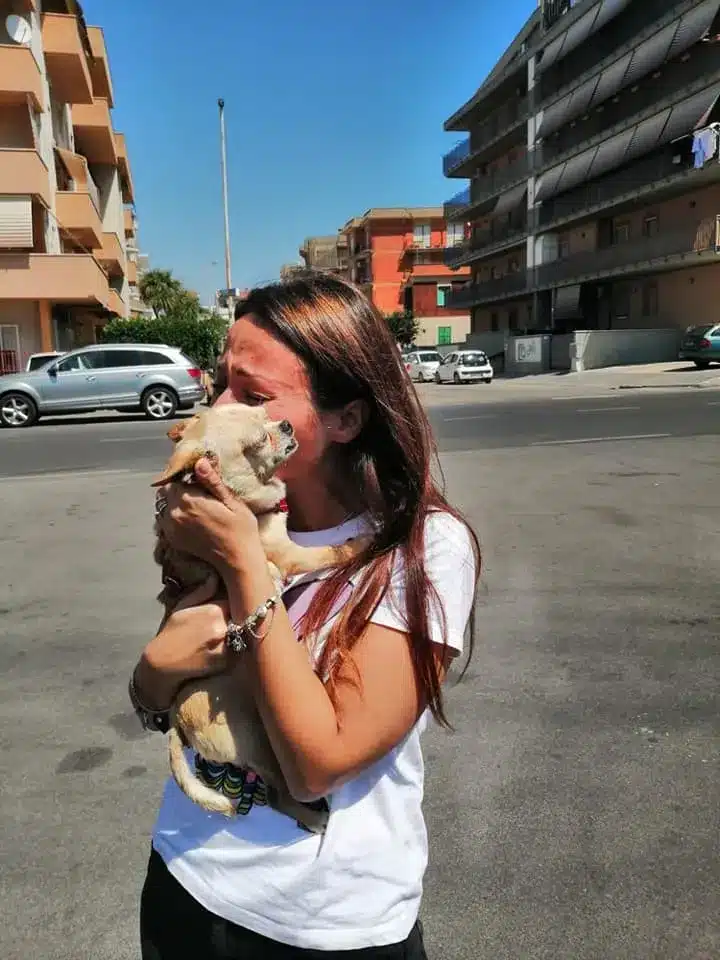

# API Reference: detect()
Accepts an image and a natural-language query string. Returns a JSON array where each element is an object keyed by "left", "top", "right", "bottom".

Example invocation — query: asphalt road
[
  {"left": 1, "top": 390, "right": 719, "bottom": 477},
  {"left": 1, "top": 391, "right": 718, "bottom": 959}
]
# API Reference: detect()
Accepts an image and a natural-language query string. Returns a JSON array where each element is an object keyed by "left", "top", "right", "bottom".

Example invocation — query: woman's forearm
[{"left": 222, "top": 550, "right": 345, "bottom": 801}]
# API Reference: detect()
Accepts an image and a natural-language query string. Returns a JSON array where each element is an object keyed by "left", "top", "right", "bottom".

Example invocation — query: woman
[{"left": 132, "top": 273, "right": 479, "bottom": 958}]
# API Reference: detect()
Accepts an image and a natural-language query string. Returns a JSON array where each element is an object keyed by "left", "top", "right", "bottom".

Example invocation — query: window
[
  {"left": 139, "top": 350, "right": 174, "bottom": 365},
  {"left": 446, "top": 223, "right": 464, "bottom": 247},
  {"left": 641, "top": 282, "right": 658, "bottom": 317},
  {"left": 558, "top": 236, "right": 570, "bottom": 259},
  {"left": 438, "top": 326, "right": 452, "bottom": 345},
  {"left": 613, "top": 222, "right": 630, "bottom": 245},
  {"left": 437, "top": 283, "right": 452, "bottom": 307},
  {"left": 413, "top": 224, "right": 431, "bottom": 248},
  {"left": 57, "top": 354, "right": 86, "bottom": 372},
  {"left": 508, "top": 309, "right": 518, "bottom": 331},
  {"left": 491, "top": 312, "right": 499, "bottom": 332},
  {"left": 642, "top": 216, "right": 658, "bottom": 238}
]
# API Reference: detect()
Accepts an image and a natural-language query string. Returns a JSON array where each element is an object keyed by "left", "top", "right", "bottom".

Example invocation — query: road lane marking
[
  {"left": 707, "top": 401, "right": 720, "bottom": 406},
  {"left": 443, "top": 414, "right": 498, "bottom": 422},
  {"left": 531, "top": 433, "right": 671, "bottom": 447},
  {"left": 100, "top": 436, "right": 162, "bottom": 443},
  {"left": 0, "top": 467, "right": 143, "bottom": 482},
  {"left": 551, "top": 394, "right": 613, "bottom": 401},
  {"left": 575, "top": 405, "right": 640, "bottom": 413}
]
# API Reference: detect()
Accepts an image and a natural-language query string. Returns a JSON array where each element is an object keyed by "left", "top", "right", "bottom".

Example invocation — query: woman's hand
[
  {"left": 135, "top": 577, "right": 231, "bottom": 710},
  {"left": 155, "top": 457, "right": 259, "bottom": 577}
]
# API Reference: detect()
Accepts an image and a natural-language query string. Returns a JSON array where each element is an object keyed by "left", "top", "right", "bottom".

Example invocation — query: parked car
[
  {"left": 26, "top": 351, "right": 64, "bottom": 372},
  {"left": 434, "top": 350, "right": 494, "bottom": 384},
  {"left": 679, "top": 324, "right": 720, "bottom": 368},
  {"left": 0, "top": 343, "right": 206, "bottom": 428},
  {"left": 405, "top": 350, "right": 442, "bottom": 382}
]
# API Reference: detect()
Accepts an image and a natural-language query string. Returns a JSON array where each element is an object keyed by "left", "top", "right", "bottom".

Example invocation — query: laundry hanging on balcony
[{"left": 692, "top": 123, "right": 720, "bottom": 168}]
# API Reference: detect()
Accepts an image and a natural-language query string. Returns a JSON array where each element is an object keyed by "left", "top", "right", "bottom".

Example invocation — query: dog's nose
[{"left": 279, "top": 419, "right": 293, "bottom": 436}]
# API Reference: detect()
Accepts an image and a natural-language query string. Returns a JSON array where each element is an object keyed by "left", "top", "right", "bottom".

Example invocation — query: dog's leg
[
  {"left": 168, "top": 728, "right": 237, "bottom": 817},
  {"left": 272, "top": 537, "right": 372, "bottom": 579}
]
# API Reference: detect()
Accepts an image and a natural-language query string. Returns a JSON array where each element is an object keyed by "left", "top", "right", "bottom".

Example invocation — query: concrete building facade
[
  {"left": 342, "top": 207, "right": 471, "bottom": 347},
  {"left": 443, "top": 0, "right": 720, "bottom": 349},
  {"left": 0, "top": 0, "right": 137, "bottom": 373}
]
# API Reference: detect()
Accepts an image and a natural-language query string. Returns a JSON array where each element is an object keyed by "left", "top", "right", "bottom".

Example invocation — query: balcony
[
  {"left": 86, "top": 26, "right": 114, "bottom": 106},
  {"left": 127, "top": 258, "right": 137, "bottom": 284},
  {"left": 107, "top": 289, "right": 126, "bottom": 317},
  {"left": 536, "top": 215, "right": 720, "bottom": 289},
  {"left": 445, "top": 156, "right": 530, "bottom": 221},
  {"left": 94, "top": 231, "right": 125, "bottom": 277},
  {"left": 534, "top": 42, "right": 720, "bottom": 174},
  {"left": 444, "top": 96, "right": 529, "bottom": 176},
  {"left": 0, "top": 149, "right": 51, "bottom": 207},
  {"left": 123, "top": 207, "right": 136, "bottom": 238},
  {"left": 56, "top": 190, "right": 103, "bottom": 248},
  {"left": 72, "top": 98, "right": 116, "bottom": 164},
  {"left": 0, "top": 44, "right": 44, "bottom": 111},
  {"left": 448, "top": 271, "right": 530, "bottom": 308},
  {"left": 445, "top": 216, "right": 528, "bottom": 269},
  {"left": 41, "top": 12, "right": 93, "bottom": 105},
  {"left": 114, "top": 133, "right": 134, "bottom": 204},
  {"left": 536, "top": 147, "right": 711, "bottom": 230},
  {"left": 0, "top": 253, "right": 110, "bottom": 306}
]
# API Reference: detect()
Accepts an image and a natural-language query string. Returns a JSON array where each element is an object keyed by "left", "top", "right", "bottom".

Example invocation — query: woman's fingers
[{"left": 193, "top": 457, "right": 233, "bottom": 506}]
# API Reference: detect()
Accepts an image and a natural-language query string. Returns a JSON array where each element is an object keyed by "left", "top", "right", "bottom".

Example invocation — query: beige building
[
  {"left": 443, "top": 0, "right": 720, "bottom": 343},
  {"left": 299, "top": 234, "right": 349, "bottom": 275},
  {"left": 0, "top": 1, "right": 138, "bottom": 372}
]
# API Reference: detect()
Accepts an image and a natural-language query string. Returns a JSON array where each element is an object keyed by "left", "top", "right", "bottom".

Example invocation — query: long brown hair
[{"left": 236, "top": 273, "right": 480, "bottom": 727}]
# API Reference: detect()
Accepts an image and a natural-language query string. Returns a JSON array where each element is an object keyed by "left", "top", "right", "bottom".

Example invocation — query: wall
[
  {"left": 572, "top": 328, "right": 681, "bottom": 371},
  {"left": 613, "top": 183, "right": 720, "bottom": 239},
  {"left": 471, "top": 247, "right": 526, "bottom": 283},
  {"left": 0, "top": 104, "right": 34, "bottom": 148},
  {"left": 465, "top": 330, "right": 506, "bottom": 357},
  {"left": 606, "top": 263, "right": 720, "bottom": 330},
  {"left": 472, "top": 299, "right": 533, "bottom": 332},
  {"left": 414, "top": 315, "right": 470, "bottom": 348},
  {"left": 411, "top": 281, "right": 466, "bottom": 317},
  {"left": 0, "top": 300, "right": 40, "bottom": 363},
  {"left": 92, "top": 164, "right": 124, "bottom": 239}
]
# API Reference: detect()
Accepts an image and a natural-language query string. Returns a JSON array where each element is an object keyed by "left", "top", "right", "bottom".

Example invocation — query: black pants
[{"left": 141, "top": 848, "right": 428, "bottom": 959}]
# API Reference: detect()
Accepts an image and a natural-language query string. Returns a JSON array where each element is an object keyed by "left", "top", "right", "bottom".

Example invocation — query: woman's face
[{"left": 213, "top": 314, "right": 329, "bottom": 486}]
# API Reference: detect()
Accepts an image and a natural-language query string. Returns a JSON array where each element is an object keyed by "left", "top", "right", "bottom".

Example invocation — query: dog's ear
[
  {"left": 167, "top": 414, "right": 201, "bottom": 444},
  {"left": 150, "top": 445, "right": 204, "bottom": 487}
]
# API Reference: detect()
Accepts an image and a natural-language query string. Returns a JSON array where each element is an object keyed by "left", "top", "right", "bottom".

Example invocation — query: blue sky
[{"left": 83, "top": 0, "right": 534, "bottom": 303}]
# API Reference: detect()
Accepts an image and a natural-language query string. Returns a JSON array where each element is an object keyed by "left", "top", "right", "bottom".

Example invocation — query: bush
[{"left": 100, "top": 312, "right": 227, "bottom": 371}]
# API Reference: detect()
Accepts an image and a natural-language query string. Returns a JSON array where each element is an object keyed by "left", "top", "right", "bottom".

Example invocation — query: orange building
[{"left": 342, "top": 208, "right": 471, "bottom": 347}]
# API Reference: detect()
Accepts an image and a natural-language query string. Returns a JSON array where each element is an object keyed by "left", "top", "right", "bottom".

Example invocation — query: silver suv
[{"left": 0, "top": 343, "right": 206, "bottom": 428}]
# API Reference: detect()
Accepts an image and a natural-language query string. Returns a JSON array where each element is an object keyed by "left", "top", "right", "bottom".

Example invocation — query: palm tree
[{"left": 138, "top": 269, "right": 184, "bottom": 318}]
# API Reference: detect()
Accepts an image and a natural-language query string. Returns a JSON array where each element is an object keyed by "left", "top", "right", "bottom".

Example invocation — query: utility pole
[{"left": 217, "top": 98, "right": 233, "bottom": 320}]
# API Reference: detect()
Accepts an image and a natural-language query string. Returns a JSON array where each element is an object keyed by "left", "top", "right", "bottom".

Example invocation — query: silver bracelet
[{"left": 226, "top": 593, "right": 280, "bottom": 653}]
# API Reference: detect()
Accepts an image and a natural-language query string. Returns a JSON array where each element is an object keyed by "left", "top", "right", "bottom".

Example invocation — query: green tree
[
  {"left": 385, "top": 311, "right": 420, "bottom": 347},
  {"left": 138, "top": 268, "right": 184, "bottom": 318}
]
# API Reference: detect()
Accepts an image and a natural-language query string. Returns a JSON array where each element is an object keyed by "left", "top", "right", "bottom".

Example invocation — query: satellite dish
[{"left": 6, "top": 14, "right": 32, "bottom": 45}]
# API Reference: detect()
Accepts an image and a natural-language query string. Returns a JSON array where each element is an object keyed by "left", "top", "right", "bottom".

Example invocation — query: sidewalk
[{"left": 417, "top": 362, "right": 720, "bottom": 405}]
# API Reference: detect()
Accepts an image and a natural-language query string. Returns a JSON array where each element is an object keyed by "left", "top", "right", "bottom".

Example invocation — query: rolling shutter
[{"left": 0, "top": 196, "right": 33, "bottom": 248}]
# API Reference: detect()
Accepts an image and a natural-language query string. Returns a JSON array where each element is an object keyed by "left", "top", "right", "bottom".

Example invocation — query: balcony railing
[
  {"left": 443, "top": 95, "right": 529, "bottom": 176},
  {"left": 443, "top": 138, "right": 470, "bottom": 176},
  {"left": 446, "top": 216, "right": 720, "bottom": 306},
  {"left": 444, "top": 187, "right": 471, "bottom": 220},
  {"left": 445, "top": 216, "right": 528, "bottom": 267},
  {"left": 536, "top": 149, "right": 694, "bottom": 229},
  {"left": 448, "top": 270, "right": 529, "bottom": 308},
  {"left": 536, "top": 215, "right": 720, "bottom": 288}
]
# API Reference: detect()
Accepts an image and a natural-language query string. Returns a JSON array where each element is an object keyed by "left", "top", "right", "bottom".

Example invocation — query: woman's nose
[{"left": 279, "top": 419, "right": 293, "bottom": 435}]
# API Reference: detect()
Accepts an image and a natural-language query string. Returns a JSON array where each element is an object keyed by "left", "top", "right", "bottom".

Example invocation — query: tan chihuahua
[{"left": 152, "top": 404, "right": 369, "bottom": 831}]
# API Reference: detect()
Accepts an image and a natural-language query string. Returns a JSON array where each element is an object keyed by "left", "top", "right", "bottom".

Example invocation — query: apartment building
[
  {"left": 342, "top": 207, "right": 471, "bottom": 346},
  {"left": 443, "top": 0, "right": 720, "bottom": 342},
  {"left": 0, "top": 0, "right": 137, "bottom": 373},
  {"left": 299, "top": 233, "right": 349, "bottom": 275}
]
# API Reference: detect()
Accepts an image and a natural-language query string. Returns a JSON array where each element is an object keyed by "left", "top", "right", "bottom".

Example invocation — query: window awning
[
  {"left": 553, "top": 284, "right": 582, "bottom": 321},
  {"left": 535, "top": 85, "right": 720, "bottom": 202},
  {"left": 536, "top": 0, "right": 720, "bottom": 138},
  {"left": 493, "top": 182, "right": 528, "bottom": 216},
  {"left": 538, "top": 0, "right": 632, "bottom": 73}
]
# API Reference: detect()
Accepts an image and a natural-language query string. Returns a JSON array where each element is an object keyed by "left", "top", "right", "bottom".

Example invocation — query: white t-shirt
[{"left": 152, "top": 510, "right": 476, "bottom": 950}]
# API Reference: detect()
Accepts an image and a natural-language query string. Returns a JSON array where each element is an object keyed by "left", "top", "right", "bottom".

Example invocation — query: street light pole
[{"left": 218, "top": 98, "right": 233, "bottom": 303}]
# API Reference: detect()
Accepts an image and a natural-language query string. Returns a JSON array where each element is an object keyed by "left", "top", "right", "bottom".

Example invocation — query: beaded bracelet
[{"left": 225, "top": 592, "right": 280, "bottom": 653}]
